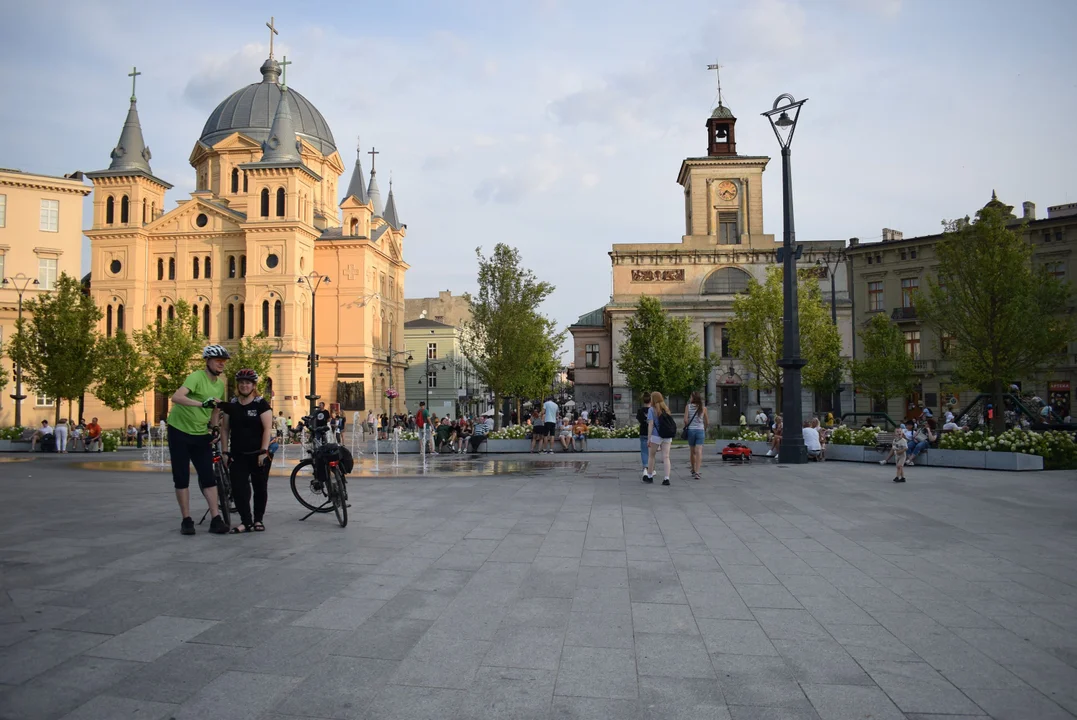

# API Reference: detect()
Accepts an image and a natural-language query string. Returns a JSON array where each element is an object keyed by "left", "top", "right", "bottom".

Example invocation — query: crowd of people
[{"left": 27, "top": 417, "right": 104, "bottom": 453}]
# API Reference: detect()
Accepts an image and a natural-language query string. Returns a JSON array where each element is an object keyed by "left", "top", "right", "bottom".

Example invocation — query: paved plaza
[{"left": 1, "top": 451, "right": 1076, "bottom": 720}]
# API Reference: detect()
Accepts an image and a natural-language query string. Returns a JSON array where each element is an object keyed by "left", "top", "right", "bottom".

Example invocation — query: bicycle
[
  {"left": 199, "top": 426, "right": 234, "bottom": 528},
  {"left": 289, "top": 417, "right": 349, "bottom": 527}
]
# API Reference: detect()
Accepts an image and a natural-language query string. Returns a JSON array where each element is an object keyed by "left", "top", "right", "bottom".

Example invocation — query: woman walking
[
  {"left": 644, "top": 391, "right": 674, "bottom": 486},
  {"left": 683, "top": 391, "right": 708, "bottom": 479}
]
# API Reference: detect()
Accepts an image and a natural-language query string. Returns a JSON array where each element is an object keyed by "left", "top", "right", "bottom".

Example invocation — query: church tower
[
  {"left": 340, "top": 143, "right": 372, "bottom": 238},
  {"left": 86, "top": 68, "right": 173, "bottom": 336}
]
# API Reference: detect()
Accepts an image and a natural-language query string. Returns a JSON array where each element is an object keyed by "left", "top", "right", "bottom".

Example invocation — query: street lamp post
[
  {"left": 297, "top": 272, "right": 331, "bottom": 417},
  {"left": 419, "top": 357, "right": 448, "bottom": 409},
  {"left": 383, "top": 328, "right": 412, "bottom": 417},
  {"left": 816, "top": 247, "right": 847, "bottom": 421},
  {"left": 763, "top": 93, "right": 808, "bottom": 464},
  {"left": 2, "top": 273, "right": 40, "bottom": 427}
]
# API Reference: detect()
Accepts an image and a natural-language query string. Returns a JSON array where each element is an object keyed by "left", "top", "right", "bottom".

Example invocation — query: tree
[
  {"left": 93, "top": 330, "right": 154, "bottom": 427},
  {"left": 463, "top": 244, "right": 561, "bottom": 429},
  {"left": 850, "top": 313, "right": 915, "bottom": 416},
  {"left": 8, "top": 272, "right": 102, "bottom": 424},
  {"left": 725, "top": 266, "right": 843, "bottom": 409},
  {"left": 917, "top": 197, "right": 1077, "bottom": 432},
  {"left": 134, "top": 300, "right": 203, "bottom": 403},
  {"left": 616, "top": 295, "right": 712, "bottom": 402},
  {"left": 225, "top": 333, "right": 275, "bottom": 398}
]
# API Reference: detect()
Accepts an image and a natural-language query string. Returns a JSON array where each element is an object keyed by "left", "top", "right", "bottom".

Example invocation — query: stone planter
[
  {"left": 0, "top": 440, "right": 31, "bottom": 453},
  {"left": 826, "top": 444, "right": 870, "bottom": 463},
  {"left": 582, "top": 438, "right": 643, "bottom": 453}
]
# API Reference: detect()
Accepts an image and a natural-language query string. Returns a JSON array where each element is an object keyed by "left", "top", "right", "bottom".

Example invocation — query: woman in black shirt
[{"left": 220, "top": 369, "right": 273, "bottom": 533}]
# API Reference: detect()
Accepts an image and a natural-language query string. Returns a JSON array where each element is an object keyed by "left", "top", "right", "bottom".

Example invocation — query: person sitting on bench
[
  {"left": 30, "top": 420, "right": 54, "bottom": 452},
  {"left": 468, "top": 416, "right": 492, "bottom": 453}
]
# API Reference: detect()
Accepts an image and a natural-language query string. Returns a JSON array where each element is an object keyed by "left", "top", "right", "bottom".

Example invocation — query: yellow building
[
  {"left": 84, "top": 49, "right": 408, "bottom": 426},
  {"left": 0, "top": 168, "right": 91, "bottom": 426}
]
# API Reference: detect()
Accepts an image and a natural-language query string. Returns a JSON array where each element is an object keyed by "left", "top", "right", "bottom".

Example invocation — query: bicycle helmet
[
  {"left": 235, "top": 368, "right": 259, "bottom": 383},
  {"left": 202, "top": 344, "right": 231, "bottom": 359}
]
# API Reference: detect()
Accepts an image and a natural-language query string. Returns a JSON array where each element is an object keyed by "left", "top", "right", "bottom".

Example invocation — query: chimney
[
  {"left": 1022, "top": 201, "right": 1036, "bottom": 220},
  {"left": 849, "top": 237, "right": 860, "bottom": 247},
  {"left": 881, "top": 228, "right": 903, "bottom": 242}
]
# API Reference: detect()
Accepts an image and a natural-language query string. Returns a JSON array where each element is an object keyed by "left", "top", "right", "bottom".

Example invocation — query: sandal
[
  {"left": 252, "top": 522, "right": 265, "bottom": 532},
  {"left": 229, "top": 524, "right": 250, "bottom": 534}
]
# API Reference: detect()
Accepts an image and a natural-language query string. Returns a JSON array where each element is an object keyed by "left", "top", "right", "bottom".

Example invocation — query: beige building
[
  {"left": 847, "top": 195, "right": 1077, "bottom": 422},
  {"left": 83, "top": 46, "right": 408, "bottom": 426},
  {"left": 405, "top": 290, "right": 472, "bottom": 328},
  {"left": 572, "top": 96, "right": 853, "bottom": 425},
  {"left": 0, "top": 168, "right": 91, "bottom": 426}
]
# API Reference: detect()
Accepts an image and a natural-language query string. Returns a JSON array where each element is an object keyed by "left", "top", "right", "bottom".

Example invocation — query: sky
[{"left": 2, "top": 0, "right": 1076, "bottom": 360}]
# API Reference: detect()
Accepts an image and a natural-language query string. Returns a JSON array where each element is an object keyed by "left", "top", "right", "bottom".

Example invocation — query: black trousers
[
  {"left": 167, "top": 425, "right": 215, "bottom": 490},
  {"left": 230, "top": 453, "right": 270, "bottom": 527}
]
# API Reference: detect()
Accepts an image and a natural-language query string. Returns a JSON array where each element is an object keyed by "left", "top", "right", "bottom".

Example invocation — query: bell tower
[{"left": 705, "top": 64, "right": 736, "bottom": 157}]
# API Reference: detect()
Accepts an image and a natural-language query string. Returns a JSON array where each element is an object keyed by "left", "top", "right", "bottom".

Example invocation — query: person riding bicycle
[
  {"left": 168, "top": 345, "right": 230, "bottom": 535},
  {"left": 219, "top": 368, "right": 273, "bottom": 534}
]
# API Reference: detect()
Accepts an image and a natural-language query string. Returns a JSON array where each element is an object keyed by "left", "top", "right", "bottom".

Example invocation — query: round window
[
  {"left": 195, "top": 213, "right": 208, "bottom": 228},
  {"left": 109, "top": 259, "right": 122, "bottom": 274},
  {"left": 266, "top": 253, "right": 279, "bottom": 269}
]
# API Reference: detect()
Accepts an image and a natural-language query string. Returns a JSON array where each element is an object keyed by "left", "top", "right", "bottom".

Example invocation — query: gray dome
[
  {"left": 710, "top": 103, "right": 735, "bottom": 119},
  {"left": 199, "top": 59, "right": 337, "bottom": 156}
]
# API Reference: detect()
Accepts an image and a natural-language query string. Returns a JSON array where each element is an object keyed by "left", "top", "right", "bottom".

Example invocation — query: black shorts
[
  {"left": 532, "top": 425, "right": 546, "bottom": 437},
  {"left": 544, "top": 421, "right": 556, "bottom": 435}
]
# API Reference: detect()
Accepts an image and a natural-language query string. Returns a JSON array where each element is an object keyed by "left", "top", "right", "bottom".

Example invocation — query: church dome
[
  {"left": 199, "top": 58, "right": 337, "bottom": 156},
  {"left": 710, "top": 103, "right": 735, "bottom": 119}
]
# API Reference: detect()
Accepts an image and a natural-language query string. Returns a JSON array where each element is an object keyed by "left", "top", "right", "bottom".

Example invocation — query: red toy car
[{"left": 721, "top": 442, "right": 753, "bottom": 463}]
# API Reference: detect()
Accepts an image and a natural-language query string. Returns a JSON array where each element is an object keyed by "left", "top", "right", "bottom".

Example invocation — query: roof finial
[
  {"left": 368, "top": 146, "right": 379, "bottom": 173},
  {"left": 707, "top": 63, "right": 724, "bottom": 106},
  {"left": 266, "top": 16, "right": 278, "bottom": 59},
  {"left": 356, "top": 134, "right": 361, "bottom": 154},
  {"left": 128, "top": 66, "right": 141, "bottom": 103},
  {"left": 992, "top": 189, "right": 998, "bottom": 200},
  {"left": 279, "top": 55, "right": 292, "bottom": 90}
]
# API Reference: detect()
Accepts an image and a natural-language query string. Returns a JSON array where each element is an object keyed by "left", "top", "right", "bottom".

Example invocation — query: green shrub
[
  {"left": 0, "top": 426, "right": 28, "bottom": 441},
  {"left": 101, "top": 429, "right": 122, "bottom": 452},
  {"left": 829, "top": 425, "right": 880, "bottom": 446},
  {"left": 940, "top": 428, "right": 1077, "bottom": 468},
  {"left": 736, "top": 429, "right": 768, "bottom": 442}
]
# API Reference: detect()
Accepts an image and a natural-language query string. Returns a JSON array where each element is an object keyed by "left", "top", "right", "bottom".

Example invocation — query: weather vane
[{"left": 707, "top": 63, "right": 724, "bottom": 106}]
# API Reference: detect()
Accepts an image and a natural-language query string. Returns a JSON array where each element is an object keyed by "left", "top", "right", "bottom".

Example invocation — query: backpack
[{"left": 657, "top": 411, "right": 677, "bottom": 439}]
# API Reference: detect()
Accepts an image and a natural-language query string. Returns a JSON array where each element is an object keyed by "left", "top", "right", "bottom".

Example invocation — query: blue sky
[{"left": 2, "top": 0, "right": 1075, "bottom": 357}]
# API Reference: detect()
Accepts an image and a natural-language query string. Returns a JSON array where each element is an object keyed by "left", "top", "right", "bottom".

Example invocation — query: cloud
[{"left": 182, "top": 43, "right": 272, "bottom": 110}]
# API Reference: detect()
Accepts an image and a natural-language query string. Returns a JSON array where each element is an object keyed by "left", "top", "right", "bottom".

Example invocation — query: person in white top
[
  {"left": 542, "top": 397, "right": 559, "bottom": 454},
  {"left": 802, "top": 421, "right": 823, "bottom": 460},
  {"left": 754, "top": 410, "right": 768, "bottom": 425}
]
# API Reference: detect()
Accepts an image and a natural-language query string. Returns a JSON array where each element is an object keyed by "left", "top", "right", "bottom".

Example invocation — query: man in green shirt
[{"left": 168, "top": 345, "right": 230, "bottom": 535}]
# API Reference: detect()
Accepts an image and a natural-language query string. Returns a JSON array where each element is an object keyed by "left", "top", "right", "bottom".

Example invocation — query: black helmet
[{"left": 235, "top": 368, "right": 258, "bottom": 383}]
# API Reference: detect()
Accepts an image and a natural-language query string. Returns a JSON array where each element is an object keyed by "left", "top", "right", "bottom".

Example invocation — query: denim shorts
[{"left": 686, "top": 428, "right": 706, "bottom": 447}]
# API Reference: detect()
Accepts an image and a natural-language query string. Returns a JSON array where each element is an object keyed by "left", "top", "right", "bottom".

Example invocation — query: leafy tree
[
  {"left": 0, "top": 341, "right": 8, "bottom": 397},
  {"left": 134, "top": 300, "right": 203, "bottom": 403},
  {"left": 726, "top": 266, "right": 843, "bottom": 409},
  {"left": 616, "top": 295, "right": 712, "bottom": 401},
  {"left": 463, "top": 244, "right": 561, "bottom": 429},
  {"left": 93, "top": 330, "right": 154, "bottom": 427},
  {"left": 8, "top": 272, "right": 102, "bottom": 423},
  {"left": 850, "top": 313, "right": 915, "bottom": 415},
  {"left": 917, "top": 197, "right": 1077, "bottom": 432},
  {"left": 225, "top": 332, "right": 275, "bottom": 398}
]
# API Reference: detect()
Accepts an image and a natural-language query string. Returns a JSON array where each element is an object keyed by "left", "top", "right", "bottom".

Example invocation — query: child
[{"left": 891, "top": 429, "right": 908, "bottom": 483}]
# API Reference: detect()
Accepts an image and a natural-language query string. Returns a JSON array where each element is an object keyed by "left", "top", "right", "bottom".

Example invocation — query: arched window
[
  {"left": 192, "top": 257, "right": 200, "bottom": 279},
  {"left": 702, "top": 267, "right": 752, "bottom": 295},
  {"left": 276, "top": 187, "right": 285, "bottom": 217},
  {"left": 150, "top": 201, "right": 156, "bottom": 219},
  {"left": 156, "top": 305, "right": 162, "bottom": 325},
  {"left": 142, "top": 198, "right": 147, "bottom": 223},
  {"left": 228, "top": 255, "right": 236, "bottom": 279},
  {"left": 105, "top": 196, "right": 115, "bottom": 224},
  {"left": 240, "top": 255, "right": 247, "bottom": 278},
  {"left": 231, "top": 168, "right": 239, "bottom": 194},
  {"left": 238, "top": 303, "right": 246, "bottom": 337},
  {"left": 260, "top": 188, "right": 269, "bottom": 217},
  {"left": 157, "top": 258, "right": 164, "bottom": 281},
  {"left": 106, "top": 305, "right": 113, "bottom": 337},
  {"left": 167, "top": 305, "right": 175, "bottom": 322},
  {"left": 204, "top": 256, "right": 212, "bottom": 279},
  {"left": 116, "top": 304, "right": 124, "bottom": 332},
  {"left": 350, "top": 218, "right": 359, "bottom": 236},
  {"left": 227, "top": 304, "right": 235, "bottom": 339},
  {"left": 168, "top": 257, "right": 175, "bottom": 280},
  {"left": 243, "top": 170, "right": 248, "bottom": 192},
  {"left": 274, "top": 300, "right": 283, "bottom": 337},
  {"left": 203, "top": 304, "right": 210, "bottom": 338},
  {"left": 120, "top": 195, "right": 129, "bottom": 224},
  {"left": 262, "top": 300, "right": 270, "bottom": 335},
  {"left": 192, "top": 304, "right": 198, "bottom": 323}
]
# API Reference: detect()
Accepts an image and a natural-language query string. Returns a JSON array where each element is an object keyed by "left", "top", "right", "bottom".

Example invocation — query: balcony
[
  {"left": 891, "top": 306, "right": 918, "bottom": 322},
  {"left": 911, "top": 359, "right": 936, "bottom": 373}
]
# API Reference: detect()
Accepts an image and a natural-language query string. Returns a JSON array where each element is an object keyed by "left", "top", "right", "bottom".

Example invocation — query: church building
[
  {"left": 573, "top": 85, "right": 853, "bottom": 425},
  {"left": 84, "top": 39, "right": 408, "bottom": 425}
]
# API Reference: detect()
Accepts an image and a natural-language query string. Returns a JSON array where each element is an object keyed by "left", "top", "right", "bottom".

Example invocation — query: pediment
[{"left": 145, "top": 196, "right": 244, "bottom": 235}]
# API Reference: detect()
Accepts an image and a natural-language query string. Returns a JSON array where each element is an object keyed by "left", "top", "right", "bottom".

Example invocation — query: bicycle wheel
[
  {"left": 214, "top": 464, "right": 232, "bottom": 528},
  {"left": 290, "top": 459, "right": 331, "bottom": 513},
  {"left": 330, "top": 465, "right": 348, "bottom": 528}
]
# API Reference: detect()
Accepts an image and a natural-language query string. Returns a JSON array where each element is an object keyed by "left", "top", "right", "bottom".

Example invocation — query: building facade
[
  {"left": 403, "top": 318, "right": 488, "bottom": 419},
  {"left": 83, "top": 45, "right": 409, "bottom": 426},
  {"left": 404, "top": 290, "right": 472, "bottom": 328},
  {"left": 568, "top": 307, "right": 613, "bottom": 407},
  {"left": 0, "top": 169, "right": 91, "bottom": 426},
  {"left": 574, "top": 96, "right": 853, "bottom": 425},
  {"left": 846, "top": 196, "right": 1077, "bottom": 422}
]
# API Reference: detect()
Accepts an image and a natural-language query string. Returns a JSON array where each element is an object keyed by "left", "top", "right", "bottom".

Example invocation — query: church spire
[
  {"left": 108, "top": 66, "right": 153, "bottom": 173},
  {"left": 342, "top": 138, "right": 369, "bottom": 205},
  {"left": 383, "top": 176, "right": 401, "bottom": 228},
  {"left": 366, "top": 146, "right": 383, "bottom": 216},
  {"left": 259, "top": 85, "right": 302, "bottom": 164}
]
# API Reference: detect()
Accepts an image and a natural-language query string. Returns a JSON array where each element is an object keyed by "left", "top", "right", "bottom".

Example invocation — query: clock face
[{"left": 717, "top": 181, "right": 738, "bottom": 201}]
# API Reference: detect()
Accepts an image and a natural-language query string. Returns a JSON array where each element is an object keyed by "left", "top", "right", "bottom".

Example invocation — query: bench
[{"left": 874, "top": 432, "right": 895, "bottom": 452}]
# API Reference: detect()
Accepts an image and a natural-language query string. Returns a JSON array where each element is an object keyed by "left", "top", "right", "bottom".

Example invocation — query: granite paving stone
[{"left": 554, "top": 646, "right": 638, "bottom": 699}]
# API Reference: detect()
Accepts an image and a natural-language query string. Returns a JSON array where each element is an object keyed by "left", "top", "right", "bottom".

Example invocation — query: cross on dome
[{"left": 266, "top": 16, "right": 278, "bottom": 58}]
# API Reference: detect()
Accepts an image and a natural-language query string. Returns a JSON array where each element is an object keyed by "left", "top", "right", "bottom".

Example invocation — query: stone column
[{"left": 704, "top": 323, "right": 717, "bottom": 405}]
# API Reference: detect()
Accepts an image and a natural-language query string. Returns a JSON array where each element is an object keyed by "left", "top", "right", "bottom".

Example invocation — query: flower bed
[
  {"left": 736, "top": 429, "right": 768, "bottom": 442},
  {"left": 940, "top": 428, "right": 1077, "bottom": 469},
  {"left": 829, "top": 425, "right": 880, "bottom": 447}
]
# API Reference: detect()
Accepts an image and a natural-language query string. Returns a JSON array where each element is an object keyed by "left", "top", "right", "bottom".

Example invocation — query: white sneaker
[
  {"left": 879, "top": 460, "right": 886, "bottom": 465},
  {"left": 765, "top": 450, "right": 773, "bottom": 457}
]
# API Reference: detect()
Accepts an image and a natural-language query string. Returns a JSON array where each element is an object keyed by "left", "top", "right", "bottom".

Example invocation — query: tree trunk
[
  {"left": 992, "top": 380, "right": 1006, "bottom": 434},
  {"left": 55, "top": 402, "right": 61, "bottom": 426},
  {"left": 493, "top": 393, "right": 502, "bottom": 430}
]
